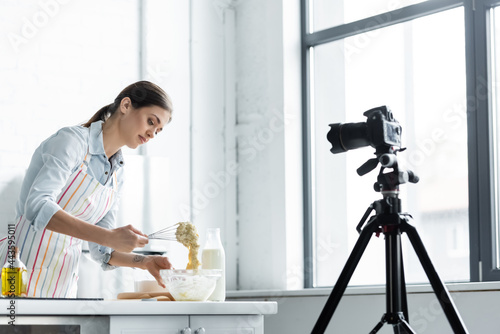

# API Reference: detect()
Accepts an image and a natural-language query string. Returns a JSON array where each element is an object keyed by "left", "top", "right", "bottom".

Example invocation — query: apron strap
[
  {"left": 79, "top": 148, "right": 92, "bottom": 173},
  {"left": 79, "top": 147, "right": 118, "bottom": 189},
  {"left": 112, "top": 172, "right": 118, "bottom": 190}
]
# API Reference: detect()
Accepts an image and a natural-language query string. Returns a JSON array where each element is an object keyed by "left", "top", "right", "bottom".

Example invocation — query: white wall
[
  {"left": 0, "top": 0, "right": 192, "bottom": 298},
  {"left": 189, "top": 0, "right": 238, "bottom": 291},
  {"left": 0, "top": 0, "right": 304, "bottom": 297},
  {"left": 0, "top": 0, "right": 139, "bottom": 226},
  {"left": 189, "top": 0, "right": 304, "bottom": 291},
  {"left": 234, "top": 0, "right": 304, "bottom": 291}
]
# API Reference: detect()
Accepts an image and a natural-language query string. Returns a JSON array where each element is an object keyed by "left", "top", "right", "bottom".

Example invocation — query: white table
[{"left": 0, "top": 299, "right": 278, "bottom": 333}]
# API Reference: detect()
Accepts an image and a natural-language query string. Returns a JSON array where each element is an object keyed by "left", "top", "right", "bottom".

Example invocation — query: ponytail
[
  {"left": 82, "top": 81, "right": 172, "bottom": 128},
  {"left": 82, "top": 103, "right": 115, "bottom": 128}
]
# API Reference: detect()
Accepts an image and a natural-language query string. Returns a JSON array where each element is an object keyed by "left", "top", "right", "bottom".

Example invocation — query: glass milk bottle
[{"left": 201, "top": 228, "right": 225, "bottom": 301}]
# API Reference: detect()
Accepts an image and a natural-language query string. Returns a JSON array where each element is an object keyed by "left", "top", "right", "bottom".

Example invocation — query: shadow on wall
[{"left": 0, "top": 174, "right": 24, "bottom": 235}]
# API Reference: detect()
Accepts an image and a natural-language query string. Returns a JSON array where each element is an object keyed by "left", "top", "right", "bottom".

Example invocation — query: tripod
[{"left": 311, "top": 151, "right": 469, "bottom": 334}]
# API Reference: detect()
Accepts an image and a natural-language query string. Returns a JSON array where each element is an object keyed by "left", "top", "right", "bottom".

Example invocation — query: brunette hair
[{"left": 83, "top": 81, "right": 173, "bottom": 127}]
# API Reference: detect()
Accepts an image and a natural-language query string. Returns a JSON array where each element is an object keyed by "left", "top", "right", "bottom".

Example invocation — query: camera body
[{"left": 327, "top": 106, "right": 402, "bottom": 154}]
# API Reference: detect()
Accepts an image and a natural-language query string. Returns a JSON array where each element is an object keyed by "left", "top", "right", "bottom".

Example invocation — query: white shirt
[{"left": 15, "top": 121, "right": 124, "bottom": 270}]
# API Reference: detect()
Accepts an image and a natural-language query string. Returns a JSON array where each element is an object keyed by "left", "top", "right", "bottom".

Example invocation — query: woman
[{"left": 0, "top": 81, "right": 173, "bottom": 298}]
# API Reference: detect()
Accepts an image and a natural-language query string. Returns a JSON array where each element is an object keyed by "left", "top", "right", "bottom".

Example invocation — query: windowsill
[{"left": 226, "top": 281, "right": 500, "bottom": 299}]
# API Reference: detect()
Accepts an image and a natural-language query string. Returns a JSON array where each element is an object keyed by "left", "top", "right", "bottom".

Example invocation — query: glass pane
[
  {"left": 311, "top": 0, "right": 428, "bottom": 32},
  {"left": 312, "top": 7, "right": 469, "bottom": 286},
  {"left": 491, "top": 5, "right": 500, "bottom": 269}
]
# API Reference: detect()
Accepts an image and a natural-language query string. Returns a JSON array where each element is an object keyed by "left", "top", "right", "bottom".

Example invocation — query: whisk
[{"left": 148, "top": 223, "right": 179, "bottom": 241}]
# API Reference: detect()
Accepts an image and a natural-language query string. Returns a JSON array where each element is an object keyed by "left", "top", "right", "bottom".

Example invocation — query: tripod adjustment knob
[
  {"left": 408, "top": 170, "right": 419, "bottom": 183},
  {"left": 379, "top": 153, "right": 397, "bottom": 167},
  {"left": 398, "top": 171, "right": 409, "bottom": 184}
]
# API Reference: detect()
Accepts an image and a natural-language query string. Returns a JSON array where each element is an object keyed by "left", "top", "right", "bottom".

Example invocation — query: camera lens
[{"left": 327, "top": 122, "right": 370, "bottom": 154}]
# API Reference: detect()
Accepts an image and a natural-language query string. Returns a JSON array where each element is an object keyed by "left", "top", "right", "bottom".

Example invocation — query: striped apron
[{"left": 0, "top": 150, "right": 117, "bottom": 298}]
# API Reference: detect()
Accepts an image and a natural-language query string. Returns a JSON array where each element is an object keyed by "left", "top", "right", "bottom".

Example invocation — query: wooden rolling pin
[{"left": 117, "top": 291, "right": 175, "bottom": 301}]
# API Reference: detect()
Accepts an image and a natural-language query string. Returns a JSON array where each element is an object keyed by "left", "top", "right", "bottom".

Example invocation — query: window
[
  {"left": 311, "top": 0, "right": 429, "bottom": 32},
  {"left": 303, "top": 0, "right": 500, "bottom": 287},
  {"left": 490, "top": 4, "right": 500, "bottom": 270}
]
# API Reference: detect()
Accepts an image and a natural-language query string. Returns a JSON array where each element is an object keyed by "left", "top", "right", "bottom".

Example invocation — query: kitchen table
[{"left": 0, "top": 298, "right": 277, "bottom": 333}]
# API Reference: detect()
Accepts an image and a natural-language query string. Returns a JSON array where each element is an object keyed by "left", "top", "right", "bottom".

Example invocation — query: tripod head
[
  {"left": 353, "top": 146, "right": 419, "bottom": 234},
  {"left": 357, "top": 146, "right": 419, "bottom": 195}
]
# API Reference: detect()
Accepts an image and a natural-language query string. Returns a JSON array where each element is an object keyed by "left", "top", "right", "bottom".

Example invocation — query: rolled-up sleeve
[
  {"left": 24, "top": 128, "right": 85, "bottom": 231},
  {"left": 87, "top": 170, "right": 123, "bottom": 271}
]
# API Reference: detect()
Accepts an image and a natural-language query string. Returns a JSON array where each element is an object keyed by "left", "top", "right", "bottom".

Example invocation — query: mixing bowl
[{"left": 160, "top": 269, "right": 222, "bottom": 301}]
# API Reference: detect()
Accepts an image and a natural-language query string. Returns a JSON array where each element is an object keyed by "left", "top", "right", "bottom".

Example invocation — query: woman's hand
[
  {"left": 108, "top": 225, "right": 149, "bottom": 252},
  {"left": 47, "top": 211, "right": 148, "bottom": 252},
  {"left": 108, "top": 253, "right": 173, "bottom": 288},
  {"left": 144, "top": 255, "right": 174, "bottom": 288}
]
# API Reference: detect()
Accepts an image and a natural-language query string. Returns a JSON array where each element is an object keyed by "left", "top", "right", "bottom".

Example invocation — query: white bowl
[{"left": 160, "top": 269, "right": 222, "bottom": 301}]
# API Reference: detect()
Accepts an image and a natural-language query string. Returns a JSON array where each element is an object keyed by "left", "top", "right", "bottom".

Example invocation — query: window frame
[
  {"left": 301, "top": 0, "right": 500, "bottom": 288},
  {"left": 470, "top": 0, "right": 500, "bottom": 281}
]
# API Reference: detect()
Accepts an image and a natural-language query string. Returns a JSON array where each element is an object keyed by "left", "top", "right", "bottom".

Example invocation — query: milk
[
  {"left": 201, "top": 228, "right": 226, "bottom": 301},
  {"left": 202, "top": 248, "right": 225, "bottom": 301}
]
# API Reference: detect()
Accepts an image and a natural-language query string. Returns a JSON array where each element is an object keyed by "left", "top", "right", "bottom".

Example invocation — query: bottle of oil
[{"left": 2, "top": 247, "right": 27, "bottom": 297}]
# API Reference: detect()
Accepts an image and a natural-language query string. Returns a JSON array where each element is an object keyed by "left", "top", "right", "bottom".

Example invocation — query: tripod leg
[
  {"left": 368, "top": 316, "right": 385, "bottom": 334},
  {"left": 311, "top": 217, "right": 380, "bottom": 334},
  {"left": 402, "top": 220, "right": 469, "bottom": 334},
  {"left": 399, "top": 242, "right": 409, "bottom": 323}
]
